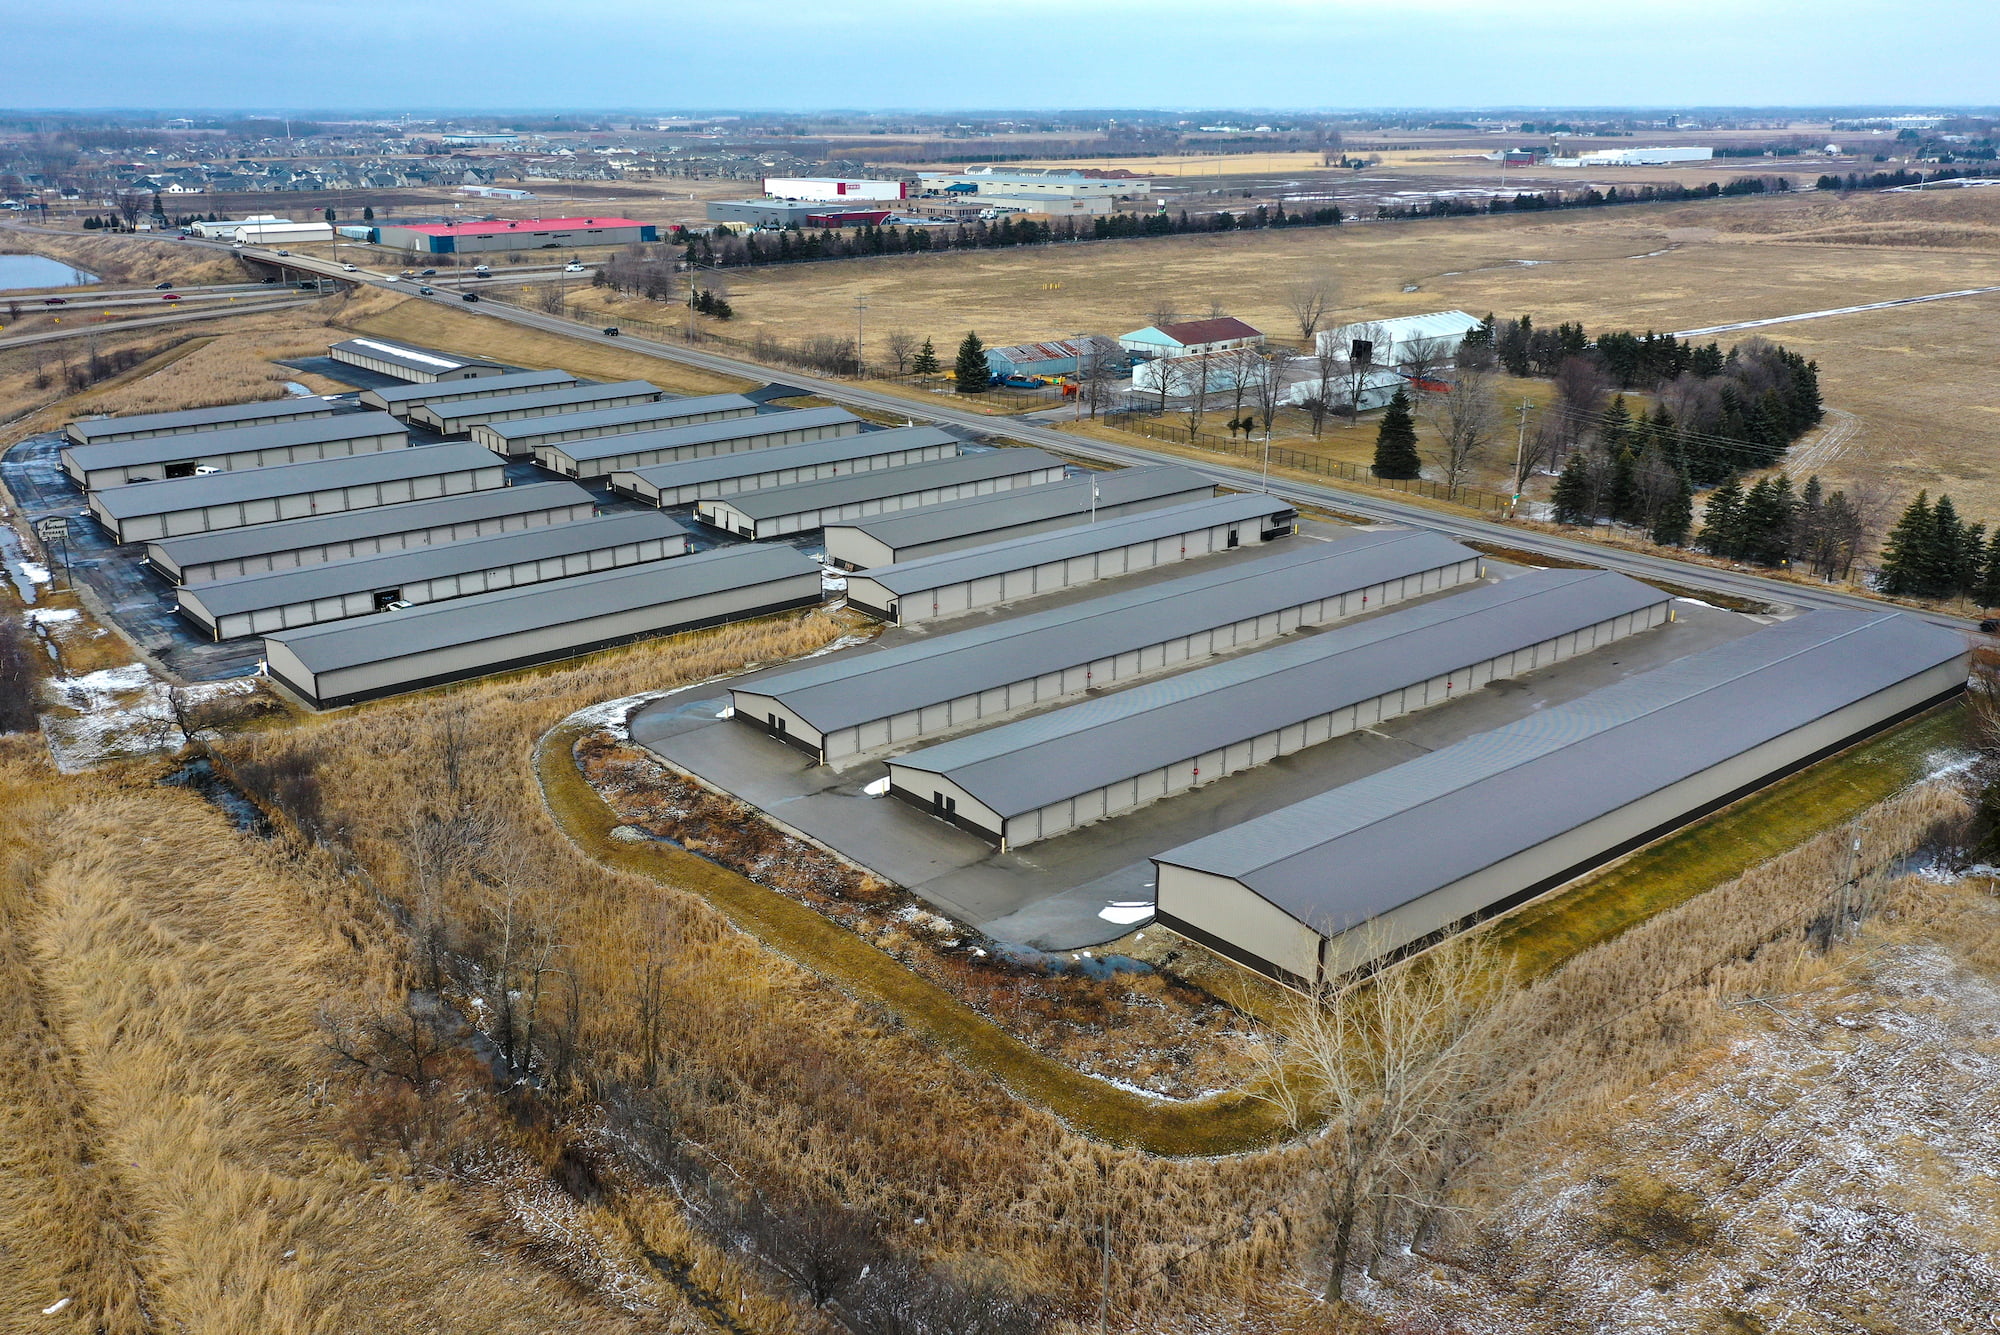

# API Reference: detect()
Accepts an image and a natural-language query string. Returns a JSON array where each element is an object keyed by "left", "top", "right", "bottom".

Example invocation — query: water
[
  {"left": 161, "top": 757, "right": 273, "bottom": 837},
  {"left": 0, "top": 254, "right": 99, "bottom": 291}
]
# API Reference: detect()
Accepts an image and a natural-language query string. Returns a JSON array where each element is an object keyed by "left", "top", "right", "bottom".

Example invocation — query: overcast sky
[{"left": 7, "top": 0, "right": 1996, "bottom": 112}]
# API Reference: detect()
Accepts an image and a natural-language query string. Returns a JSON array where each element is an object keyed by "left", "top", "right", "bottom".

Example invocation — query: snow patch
[
  {"left": 17, "top": 561, "right": 50, "bottom": 585},
  {"left": 40, "top": 665, "right": 258, "bottom": 772},
  {"left": 26, "top": 607, "right": 79, "bottom": 624},
  {"left": 1098, "top": 901, "right": 1155, "bottom": 925},
  {"left": 863, "top": 775, "right": 891, "bottom": 796}
]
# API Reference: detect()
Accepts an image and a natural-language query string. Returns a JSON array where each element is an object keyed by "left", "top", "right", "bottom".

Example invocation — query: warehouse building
[
  {"left": 823, "top": 465, "right": 1214, "bottom": 570},
  {"left": 733, "top": 530, "right": 1480, "bottom": 762},
  {"left": 705, "top": 199, "right": 893, "bottom": 228},
  {"left": 984, "top": 336, "right": 1121, "bottom": 381},
  {"left": 66, "top": 397, "right": 337, "bottom": 448},
  {"left": 329, "top": 339, "right": 507, "bottom": 384},
  {"left": 763, "top": 177, "right": 911, "bottom": 201},
  {"left": 1153, "top": 609, "right": 1969, "bottom": 987},
  {"left": 178, "top": 511, "right": 689, "bottom": 640},
  {"left": 844, "top": 494, "right": 1297, "bottom": 624},
  {"left": 263, "top": 544, "right": 823, "bottom": 708},
  {"left": 535, "top": 406, "right": 866, "bottom": 479},
  {"left": 696, "top": 449, "right": 1068, "bottom": 540},
  {"left": 406, "top": 380, "right": 664, "bottom": 436},
  {"left": 469, "top": 393, "right": 759, "bottom": 456},
  {"left": 236, "top": 221, "right": 335, "bottom": 245},
  {"left": 612, "top": 427, "right": 960, "bottom": 507},
  {"left": 372, "top": 217, "right": 659, "bottom": 254},
  {"left": 1117, "top": 317, "right": 1264, "bottom": 360},
  {"left": 147, "top": 480, "right": 599, "bottom": 584},
  {"left": 359, "top": 369, "right": 579, "bottom": 417},
  {"left": 61, "top": 412, "right": 409, "bottom": 490},
  {"left": 889, "top": 570, "right": 1671, "bottom": 849},
  {"left": 189, "top": 215, "right": 290, "bottom": 240},
  {"left": 1315, "top": 311, "right": 1485, "bottom": 369},
  {"left": 89, "top": 442, "right": 505, "bottom": 544}
]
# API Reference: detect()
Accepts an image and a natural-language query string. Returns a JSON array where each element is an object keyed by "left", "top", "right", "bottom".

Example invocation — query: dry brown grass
[{"left": 0, "top": 230, "right": 248, "bottom": 289}]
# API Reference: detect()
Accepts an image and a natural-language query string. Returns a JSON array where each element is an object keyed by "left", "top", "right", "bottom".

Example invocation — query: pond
[{"left": 0, "top": 253, "right": 100, "bottom": 291}]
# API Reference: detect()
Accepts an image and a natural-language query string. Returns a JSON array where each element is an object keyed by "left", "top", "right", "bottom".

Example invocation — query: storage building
[
  {"left": 147, "top": 481, "right": 599, "bottom": 585},
  {"left": 61, "top": 412, "right": 409, "bottom": 490},
  {"left": 843, "top": 494, "right": 1298, "bottom": 624},
  {"left": 611, "top": 427, "right": 960, "bottom": 507},
  {"left": 1315, "top": 311, "right": 1485, "bottom": 369},
  {"left": 406, "top": 380, "right": 664, "bottom": 435},
  {"left": 1153, "top": 609, "right": 1969, "bottom": 987},
  {"left": 695, "top": 450, "right": 1068, "bottom": 540},
  {"left": 984, "top": 336, "right": 1120, "bottom": 380},
  {"left": 763, "top": 177, "right": 911, "bottom": 201},
  {"left": 235, "top": 221, "right": 335, "bottom": 245},
  {"left": 178, "top": 511, "right": 689, "bottom": 640},
  {"left": 733, "top": 530, "right": 1480, "bottom": 763},
  {"left": 372, "top": 217, "right": 659, "bottom": 254},
  {"left": 469, "top": 393, "right": 759, "bottom": 456},
  {"left": 329, "top": 338, "right": 507, "bottom": 383},
  {"left": 536, "top": 407, "right": 866, "bottom": 479},
  {"left": 89, "top": 442, "right": 505, "bottom": 544},
  {"left": 65, "top": 397, "right": 337, "bottom": 448},
  {"left": 1117, "top": 317, "right": 1263, "bottom": 359},
  {"left": 824, "top": 465, "right": 1214, "bottom": 570},
  {"left": 889, "top": 570, "right": 1672, "bottom": 849},
  {"left": 359, "top": 369, "right": 579, "bottom": 417},
  {"left": 263, "top": 544, "right": 823, "bottom": 708}
]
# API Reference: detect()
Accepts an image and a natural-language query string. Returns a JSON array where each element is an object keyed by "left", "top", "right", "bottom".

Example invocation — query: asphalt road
[{"left": 0, "top": 296, "right": 320, "bottom": 350}]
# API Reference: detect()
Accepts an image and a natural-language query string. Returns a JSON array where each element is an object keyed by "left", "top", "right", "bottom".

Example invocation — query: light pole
[
  {"left": 854, "top": 295, "right": 868, "bottom": 376},
  {"left": 1510, "top": 397, "right": 1532, "bottom": 517}
]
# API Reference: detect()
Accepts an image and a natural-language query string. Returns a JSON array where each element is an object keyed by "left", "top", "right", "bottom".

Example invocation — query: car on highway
[
  {"left": 275, "top": 249, "right": 290, "bottom": 256},
  {"left": 419, "top": 268, "right": 437, "bottom": 277},
  {"left": 383, "top": 275, "right": 398, "bottom": 283},
  {"left": 563, "top": 262, "right": 587, "bottom": 273},
  {"left": 418, "top": 286, "right": 435, "bottom": 295},
  {"left": 42, "top": 297, "right": 66, "bottom": 306},
  {"left": 160, "top": 293, "right": 180, "bottom": 301},
  {"left": 461, "top": 293, "right": 480, "bottom": 302},
  {"left": 154, "top": 281, "right": 173, "bottom": 290},
  {"left": 602, "top": 327, "right": 621, "bottom": 337},
  {"left": 341, "top": 263, "right": 359, "bottom": 272},
  {"left": 260, "top": 276, "right": 280, "bottom": 283}
]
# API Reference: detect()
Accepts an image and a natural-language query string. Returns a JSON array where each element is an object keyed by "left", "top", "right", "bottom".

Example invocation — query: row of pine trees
[{"left": 1878, "top": 492, "right": 2000, "bottom": 603}]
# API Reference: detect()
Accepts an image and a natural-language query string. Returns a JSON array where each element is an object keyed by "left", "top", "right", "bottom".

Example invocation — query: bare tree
[
  {"left": 115, "top": 188, "right": 147, "bottom": 228},
  {"left": 1303, "top": 336, "right": 1344, "bottom": 437},
  {"left": 1282, "top": 278, "right": 1337, "bottom": 347},
  {"left": 1144, "top": 297, "right": 1180, "bottom": 329},
  {"left": 1215, "top": 344, "right": 1270, "bottom": 430},
  {"left": 1395, "top": 335, "right": 1454, "bottom": 389},
  {"left": 1337, "top": 321, "right": 1387, "bottom": 421},
  {"left": 884, "top": 329, "right": 918, "bottom": 377},
  {"left": 1076, "top": 337, "right": 1115, "bottom": 419},
  {"left": 1427, "top": 364, "right": 1499, "bottom": 498},
  {"left": 1250, "top": 349, "right": 1291, "bottom": 437},
  {"left": 1178, "top": 354, "right": 1215, "bottom": 436}
]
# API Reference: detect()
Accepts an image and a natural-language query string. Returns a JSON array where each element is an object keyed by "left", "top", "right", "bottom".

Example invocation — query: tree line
[
  {"left": 1376, "top": 177, "right": 1791, "bottom": 221},
  {"left": 1877, "top": 491, "right": 2000, "bottom": 604},
  {"left": 1815, "top": 165, "right": 2000, "bottom": 190}
]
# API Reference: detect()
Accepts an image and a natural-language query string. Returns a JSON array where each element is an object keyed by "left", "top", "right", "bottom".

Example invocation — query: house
[
  {"left": 1315, "top": 311, "right": 1485, "bottom": 370},
  {"left": 1118, "top": 317, "right": 1264, "bottom": 360}
]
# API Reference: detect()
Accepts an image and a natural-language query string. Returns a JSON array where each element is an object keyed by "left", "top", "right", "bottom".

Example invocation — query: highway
[{"left": 0, "top": 296, "right": 322, "bottom": 349}]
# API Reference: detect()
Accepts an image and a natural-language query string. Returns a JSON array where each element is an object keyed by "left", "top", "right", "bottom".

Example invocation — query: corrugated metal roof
[
  {"left": 545, "top": 406, "right": 863, "bottom": 462},
  {"left": 1156, "top": 609, "right": 1969, "bottom": 933},
  {"left": 268, "top": 544, "right": 820, "bottom": 673},
  {"left": 620, "top": 427, "right": 958, "bottom": 491},
  {"left": 856, "top": 494, "right": 1295, "bottom": 596},
  {"left": 710, "top": 449, "right": 1065, "bottom": 521},
  {"left": 478, "top": 394, "right": 759, "bottom": 441},
  {"left": 747, "top": 530, "right": 1476, "bottom": 733},
  {"left": 1327, "top": 310, "right": 1483, "bottom": 343},
  {"left": 421, "top": 380, "right": 662, "bottom": 422},
  {"left": 65, "top": 412, "right": 406, "bottom": 472},
  {"left": 1153, "top": 317, "right": 1262, "bottom": 345},
  {"left": 831, "top": 465, "right": 1212, "bottom": 552},
  {"left": 183, "top": 511, "right": 687, "bottom": 617},
  {"left": 330, "top": 338, "right": 502, "bottom": 374},
  {"left": 894, "top": 570, "right": 1667, "bottom": 819},
  {"left": 363, "top": 370, "right": 577, "bottom": 405},
  {"left": 67, "top": 396, "right": 335, "bottom": 442},
  {"left": 92, "top": 442, "right": 501, "bottom": 519},
  {"left": 148, "top": 481, "right": 597, "bottom": 568}
]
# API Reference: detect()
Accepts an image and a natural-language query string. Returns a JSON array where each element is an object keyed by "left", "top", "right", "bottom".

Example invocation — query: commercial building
[
  {"left": 65, "top": 397, "right": 337, "bottom": 447},
  {"left": 329, "top": 338, "right": 507, "bottom": 384},
  {"left": 263, "top": 544, "right": 823, "bottom": 708},
  {"left": 1316, "top": 311, "right": 1485, "bottom": 369},
  {"left": 372, "top": 217, "right": 659, "bottom": 254},
  {"left": 844, "top": 493, "right": 1298, "bottom": 624},
  {"left": 984, "top": 336, "right": 1120, "bottom": 380},
  {"left": 889, "top": 570, "right": 1671, "bottom": 849},
  {"left": 915, "top": 169, "right": 1150, "bottom": 201},
  {"left": 178, "top": 511, "right": 689, "bottom": 640},
  {"left": 763, "top": 177, "right": 911, "bottom": 201},
  {"left": 1153, "top": 609, "right": 1969, "bottom": 987},
  {"left": 468, "top": 393, "right": 759, "bottom": 456},
  {"left": 732, "top": 530, "right": 1480, "bottom": 763},
  {"left": 89, "top": 442, "right": 505, "bottom": 544},
  {"left": 1133, "top": 349, "right": 1274, "bottom": 397},
  {"left": 1551, "top": 146, "right": 1715, "bottom": 167},
  {"left": 535, "top": 406, "right": 865, "bottom": 479},
  {"left": 406, "top": 380, "right": 664, "bottom": 435},
  {"left": 188, "top": 215, "right": 289, "bottom": 240},
  {"left": 61, "top": 412, "right": 408, "bottom": 491},
  {"left": 611, "top": 427, "right": 960, "bottom": 507},
  {"left": 147, "top": 480, "right": 599, "bottom": 585},
  {"left": 359, "top": 369, "right": 579, "bottom": 418},
  {"left": 705, "top": 200, "right": 893, "bottom": 229},
  {"left": 823, "top": 465, "right": 1215, "bottom": 570},
  {"left": 1117, "top": 317, "right": 1264, "bottom": 360},
  {"left": 695, "top": 449, "right": 1068, "bottom": 540},
  {"left": 235, "top": 221, "right": 335, "bottom": 245},
  {"left": 1281, "top": 367, "right": 1409, "bottom": 414}
]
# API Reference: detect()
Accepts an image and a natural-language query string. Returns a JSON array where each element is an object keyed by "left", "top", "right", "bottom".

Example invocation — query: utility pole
[
  {"left": 1510, "top": 397, "right": 1533, "bottom": 517},
  {"left": 854, "top": 295, "right": 868, "bottom": 376}
]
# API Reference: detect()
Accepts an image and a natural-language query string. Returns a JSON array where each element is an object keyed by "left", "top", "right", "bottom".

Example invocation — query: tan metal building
[
  {"left": 61, "top": 412, "right": 409, "bottom": 490},
  {"left": 695, "top": 450, "right": 1068, "bottom": 540},
  {"left": 469, "top": 393, "right": 760, "bottom": 457},
  {"left": 405, "top": 380, "right": 663, "bottom": 436},
  {"left": 359, "top": 369, "right": 579, "bottom": 418},
  {"left": 611, "top": 427, "right": 960, "bottom": 507},
  {"left": 534, "top": 407, "right": 865, "bottom": 479},
  {"left": 65, "top": 397, "right": 337, "bottom": 448}
]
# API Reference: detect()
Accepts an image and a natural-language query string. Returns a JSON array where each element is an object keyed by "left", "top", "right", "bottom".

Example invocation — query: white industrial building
[
  {"left": 188, "top": 215, "right": 290, "bottom": 240},
  {"left": 1281, "top": 367, "right": 1409, "bottom": 414},
  {"left": 916, "top": 169, "right": 1149, "bottom": 201},
  {"left": 359, "top": 369, "right": 580, "bottom": 418},
  {"left": 329, "top": 339, "right": 507, "bottom": 384},
  {"left": 695, "top": 450, "right": 1069, "bottom": 540},
  {"left": 65, "top": 397, "right": 337, "bottom": 448},
  {"left": 1118, "top": 317, "right": 1264, "bottom": 360},
  {"left": 1132, "top": 348, "right": 1274, "bottom": 397},
  {"left": 468, "top": 393, "right": 759, "bottom": 456},
  {"left": 535, "top": 407, "right": 866, "bottom": 479},
  {"left": 61, "top": 412, "right": 409, "bottom": 490},
  {"left": 611, "top": 427, "right": 960, "bottom": 507},
  {"left": 1550, "top": 146, "right": 1715, "bottom": 167},
  {"left": 406, "top": 380, "right": 664, "bottom": 435},
  {"left": 1316, "top": 311, "right": 1485, "bottom": 370},
  {"left": 234, "top": 221, "right": 336, "bottom": 245},
  {"left": 763, "top": 177, "right": 911, "bottom": 201}
]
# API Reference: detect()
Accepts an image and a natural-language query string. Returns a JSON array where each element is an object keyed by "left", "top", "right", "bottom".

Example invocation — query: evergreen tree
[
  {"left": 1370, "top": 388, "right": 1422, "bottom": 479},
  {"left": 1651, "top": 470, "right": 1694, "bottom": 547},
  {"left": 1607, "top": 448, "right": 1641, "bottom": 524},
  {"left": 1878, "top": 492, "right": 1934, "bottom": 597},
  {"left": 1698, "top": 476, "right": 1746, "bottom": 558},
  {"left": 1959, "top": 522, "right": 1988, "bottom": 600},
  {"left": 952, "top": 331, "right": 989, "bottom": 394},
  {"left": 1976, "top": 534, "right": 2000, "bottom": 609},
  {"left": 1739, "top": 475, "right": 1796, "bottom": 566},
  {"left": 910, "top": 337, "right": 941, "bottom": 376},
  {"left": 1925, "top": 495, "right": 1966, "bottom": 597},
  {"left": 1601, "top": 395, "right": 1633, "bottom": 453},
  {"left": 1550, "top": 452, "right": 1595, "bottom": 525},
  {"left": 323, "top": 206, "right": 336, "bottom": 223},
  {"left": 363, "top": 205, "right": 374, "bottom": 221}
]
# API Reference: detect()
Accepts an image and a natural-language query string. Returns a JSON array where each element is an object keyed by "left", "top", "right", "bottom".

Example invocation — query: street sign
[{"left": 34, "top": 515, "right": 69, "bottom": 540}]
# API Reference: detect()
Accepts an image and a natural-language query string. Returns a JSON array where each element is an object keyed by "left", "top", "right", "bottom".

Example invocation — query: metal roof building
[
  {"left": 844, "top": 493, "right": 1298, "bottom": 624},
  {"left": 147, "top": 480, "right": 599, "bottom": 584},
  {"left": 65, "top": 397, "right": 338, "bottom": 447},
  {"left": 89, "top": 442, "right": 505, "bottom": 544},
  {"left": 61, "top": 412, "right": 409, "bottom": 490},
  {"left": 1153, "top": 609, "right": 1970, "bottom": 987},
  {"left": 732, "top": 530, "right": 1480, "bottom": 763},
  {"left": 823, "top": 465, "right": 1215, "bottom": 570},
  {"left": 263, "top": 544, "right": 823, "bottom": 708},
  {"left": 696, "top": 449, "right": 1068, "bottom": 540},
  {"left": 179, "top": 511, "right": 689, "bottom": 640},
  {"left": 535, "top": 406, "right": 866, "bottom": 479},
  {"left": 468, "top": 393, "right": 760, "bottom": 456},
  {"left": 359, "top": 369, "right": 579, "bottom": 417},
  {"left": 329, "top": 338, "right": 507, "bottom": 383},
  {"left": 405, "top": 380, "right": 664, "bottom": 435},
  {"left": 612, "top": 427, "right": 960, "bottom": 507}
]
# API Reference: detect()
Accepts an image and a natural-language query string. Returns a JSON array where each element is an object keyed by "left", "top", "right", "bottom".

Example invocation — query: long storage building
[
  {"left": 612, "top": 427, "right": 961, "bottom": 507},
  {"left": 535, "top": 406, "right": 866, "bottom": 479},
  {"left": 89, "top": 442, "right": 506, "bottom": 544},
  {"left": 469, "top": 394, "right": 761, "bottom": 456},
  {"left": 823, "top": 465, "right": 1215, "bottom": 570},
  {"left": 147, "top": 481, "right": 600, "bottom": 584},
  {"left": 407, "top": 380, "right": 664, "bottom": 436},
  {"left": 65, "top": 397, "right": 337, "bottom": 448},
  {"left": 1153, "top": 608, "right": 1970, "bottom": 987},
  {"left": 890, "top": 570, "right": 1672, "bottom": 849},
  {"left": 844, "top": 493, "right": 1298, "bottom": 624},
  {"left": 695, "top": 449, "right": 1069, "bottom": 540},
  {"left": 732, "top": 530, "right": 1481, "bottom": 762},
  {"left": 178, "top": 511, "right": 689, "bottom": 640},
  {"left": 263, "top": 544, "right": 823, "bottom": 708},
  {"left": 62, "top": 412, "right": 409, "bottom": 490},
  {"left": 359, "top": 369, "right": 579, "bottom": 418},
  {"left": 329, "top": 338, "right": 506, "bottom": 383}
]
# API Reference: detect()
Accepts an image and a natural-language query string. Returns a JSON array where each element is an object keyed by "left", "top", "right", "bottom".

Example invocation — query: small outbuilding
[{"left": 694, "top": 449, "right": 1068, "bottom": 540}]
